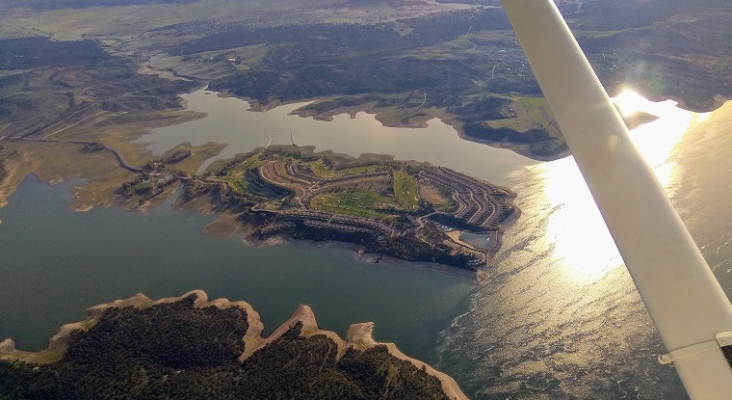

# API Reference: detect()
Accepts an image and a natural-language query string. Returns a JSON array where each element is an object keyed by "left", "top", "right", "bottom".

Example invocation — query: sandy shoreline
[
  {"left": 0, "top": 290, "right": 468, "bottom": 400},
  {"left": 345, "top": 322, "right": 468, "bottom": 400},
  {"left": 0, "top": 290, "right": 261, "bottom": 364}
]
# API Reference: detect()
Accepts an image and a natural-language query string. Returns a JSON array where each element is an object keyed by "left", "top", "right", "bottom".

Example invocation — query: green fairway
[
  {"left": 309, "top": 160, "right": 386, "bottom": 178},
  {"left": 393, "top": 169, "right": 420, "bottom": 211},
  {"left": 311, "top": 190, "right": 397, "bottom": 221},
  {"left": 339, "top": 164, "right": 387, "bottom": 175},
  {"left": 309, "top": 160, "right": 335, "bottom": 178},
  {"left": 216, "top": 154, "right": 264, "bottom": 194}
]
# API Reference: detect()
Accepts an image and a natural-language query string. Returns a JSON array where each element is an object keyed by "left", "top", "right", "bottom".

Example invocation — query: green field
[
  {"left": 310, "top": 160, "right": 387, "bottom": 178},
  {"left": 219, "top": 176, "right": 248, "bottom": 194},
  {"left": 393, "top": 169, "right": 419, "bottom": 211},
  {"left": 309, "top": 160, "right": 335, "bottom": 178},
  {"left": 217, "top": 154, "right": 263, "bottom": 194},
  {"left": 487, "top": 96, "right": 561, "bottom": 138},
  {"left": 235, "top": 154, "right": 262, "bottom": 172},
  {"left": 339, "top": 164, "right": 387, "bottom": 176},
  {"left": 310, "top": 190, "right": 397, "bottom": 221},
  {"left": 130, "top": 181, "right": 153, "bottom": 193}
]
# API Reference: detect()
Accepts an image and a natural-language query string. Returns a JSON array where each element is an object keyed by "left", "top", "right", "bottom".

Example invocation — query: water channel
[{"left": 3, "top": 88, "right": 732, "bottom": 399}]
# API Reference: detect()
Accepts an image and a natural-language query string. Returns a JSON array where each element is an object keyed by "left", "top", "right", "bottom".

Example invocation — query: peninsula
[
  {"left": 119, "top": 146, "right": 517, "bottom": 271},
  {"left": 0, "top": 290, "right": 467, "bottom": 400}
]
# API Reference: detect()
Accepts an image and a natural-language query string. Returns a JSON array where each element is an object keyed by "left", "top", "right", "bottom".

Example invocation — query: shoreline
[
  {"left": 0, "top": 289, "right": 263, "bottom": 364},
  {"left": 175, "top": 146, "right": 510, "bottom": 278},
  {"left": 245, "top": 234, "right": 487, "bottom": 282},
  {"left": 4, "top": 165, "right": 507, "bottom": 281},
  {"left": 0, "top": 290, "right": 468, "bottom": 400},
  {"left": 0, "top": 108, "right": 210, "bottom": 213},
  {"left": 345, "top": 321, "right": 468, "bottom": 400},
  {"left": 214, "top": 88, "right": 570, "bottom": 162}
]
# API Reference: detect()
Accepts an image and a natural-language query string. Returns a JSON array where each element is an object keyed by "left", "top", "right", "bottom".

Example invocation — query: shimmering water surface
[{"left": 3, "top": 88, "right": 731, "bottom": 399}]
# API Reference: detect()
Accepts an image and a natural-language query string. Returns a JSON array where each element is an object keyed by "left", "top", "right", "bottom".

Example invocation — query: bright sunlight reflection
[
  {"left": 613, "top": 89, "right": 649, "bottom": 117},
  {"left": 540, "top": 90, "right": 710, "bottom": 284}
]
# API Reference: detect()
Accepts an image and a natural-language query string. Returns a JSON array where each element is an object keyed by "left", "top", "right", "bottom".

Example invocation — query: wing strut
[{"left": 500, "top": 1, "right": 732, "bottom": 398}]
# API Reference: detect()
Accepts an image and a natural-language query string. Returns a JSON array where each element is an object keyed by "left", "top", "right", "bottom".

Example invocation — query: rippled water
[
  {"left": 434, "top": 171, "right": 685, "bottom": 399},
  {"left": 4, "top": 88, "right": 731, "bottom": 399},
  {"left": 669, "top": 102, "right": 732, "bottom": 289},
  {"left": 434, "top": 95, "right": 725, "bottom": 399},
  {"left": 136, "top": 89, "right": 730, "bottom": 399}
]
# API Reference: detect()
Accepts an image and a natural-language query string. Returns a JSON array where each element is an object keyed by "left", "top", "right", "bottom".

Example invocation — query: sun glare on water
[
  {"left": 613, "top": 89, "right": 648, "bottom": 117},
  {"left": 538, "top": 89, "right": 710, "bottom": 284}
]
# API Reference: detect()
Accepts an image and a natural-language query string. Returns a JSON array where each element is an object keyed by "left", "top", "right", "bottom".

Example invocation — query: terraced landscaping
[{"left": 177, "top": 148, "right": 518, "bottom": 270}]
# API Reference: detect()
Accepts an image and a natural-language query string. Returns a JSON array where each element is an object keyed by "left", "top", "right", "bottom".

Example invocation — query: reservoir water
[
  {"left": 135, "top": 90, "right": 536, "bottom": 184},
  {"left": 0, "top": 177, "right": 474, "bottom": 360},
  {"left": 3, "top": 88, "right": 732, "bottom": 399}
]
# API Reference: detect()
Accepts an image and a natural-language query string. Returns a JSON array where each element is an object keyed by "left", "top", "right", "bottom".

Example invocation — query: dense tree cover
[
  {"left": 462, "top": 123, "right": 568, "bottom": 158},
  {"left": 0, "top": 295, "right": 452, "bottom": 399},
  {"left": 339, "top": 345, "right": 449, "bottom": 399},
  {"left": 365, "top": 225, "right": 471, "bottom": 267},
  {"left": 723, "top": 346, "right": 732, "bottom": 367},
  {"left": 170, "top": 0, "right": 731, "bottom": 118},
  {"left": 0, "top": 38, "right": 109, "bottom": 70},
  {"left": 463, "top": 123, "right": 552, "bottom": 145},
  {"left": 577, "top": 6, "right": 732, "bottom": 112},
  {"left": 262, "top": 219, "right": 480, "bottom": 270},
  {"left": 186, "top": 9, "right": 530, "bottom": 107}
]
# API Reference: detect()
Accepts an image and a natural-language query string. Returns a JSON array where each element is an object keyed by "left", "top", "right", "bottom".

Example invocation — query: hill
[{"left": 0, "top": 290, "right": 466, "bottom": 400}]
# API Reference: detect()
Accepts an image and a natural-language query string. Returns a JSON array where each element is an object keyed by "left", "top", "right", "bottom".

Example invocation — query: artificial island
[{"left": 118, "top": 146, "right": 517, "bottom": 271}]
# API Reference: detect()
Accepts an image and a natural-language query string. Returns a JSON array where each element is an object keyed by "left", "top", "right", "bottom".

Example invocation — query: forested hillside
[{"left": 0, "top": 293, "right": 455, "bottom": 400}]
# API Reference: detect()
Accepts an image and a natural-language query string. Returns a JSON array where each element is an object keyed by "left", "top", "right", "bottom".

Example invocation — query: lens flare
[{"left": 614, "top": 89, "right": 648, "bottom": 117}]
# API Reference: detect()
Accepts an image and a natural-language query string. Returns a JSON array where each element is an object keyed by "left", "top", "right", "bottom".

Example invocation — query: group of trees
[
  {"left": 0, "top": 38, "right": 108, "bottom": 70},
  {"left": 366, "top": 229, "right": 479, "bottom": 270},
  {"left": 143, "top": 150, "right": 192, "bottom": 172},
  {"left": 462, "top": 122, "right": 568, "bottom": 158},
  {"left": 0, "top": 295, "right": 451, "bottom": 399}
]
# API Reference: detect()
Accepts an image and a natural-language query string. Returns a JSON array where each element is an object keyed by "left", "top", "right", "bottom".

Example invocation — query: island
[
  {"left": 0, "top": 290, "right": 467, "bottom": 400},
  {"left": 115, "top": 146, "right": 517, "bottom": 271}
]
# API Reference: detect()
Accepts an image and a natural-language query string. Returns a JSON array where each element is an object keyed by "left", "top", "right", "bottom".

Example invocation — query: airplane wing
[{"left": 500, "top": 1, "right": 732, "bottom": 398}]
